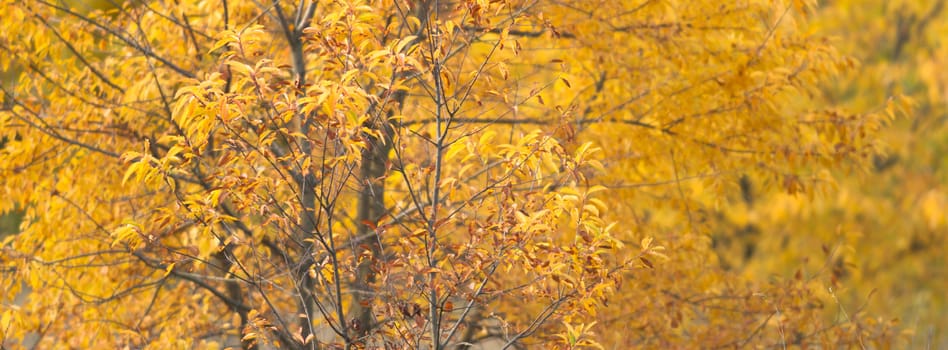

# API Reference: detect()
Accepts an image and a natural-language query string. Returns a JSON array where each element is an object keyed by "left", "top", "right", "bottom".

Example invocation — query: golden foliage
[{"left": 0, "top": 0, "right": 935, "bottom": 348}]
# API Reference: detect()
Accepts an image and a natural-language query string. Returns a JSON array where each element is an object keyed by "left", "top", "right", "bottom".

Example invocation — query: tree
[
  {"left": 0, "top": 0, "right": 906, "bottom": 348},
  {"left": 708, "top": 0, "right": 948, "bottom": 347}
]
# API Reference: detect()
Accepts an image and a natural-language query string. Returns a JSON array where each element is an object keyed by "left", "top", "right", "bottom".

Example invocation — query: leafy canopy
[{"left": 0, "top": 0, "right": 911, "bottom": 349}]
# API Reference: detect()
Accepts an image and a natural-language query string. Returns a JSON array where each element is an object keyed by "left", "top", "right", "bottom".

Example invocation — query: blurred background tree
[{"left": 710, "top": 0, "right": 948, "bottom": 347}]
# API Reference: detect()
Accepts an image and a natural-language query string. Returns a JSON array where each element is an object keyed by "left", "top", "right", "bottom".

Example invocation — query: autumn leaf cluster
[{"left": 0, "top": 0, "right": 938, "bottom": 349}]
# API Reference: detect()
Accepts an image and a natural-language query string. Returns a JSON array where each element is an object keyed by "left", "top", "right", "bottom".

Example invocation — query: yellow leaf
[{"left": 163, "top": 262, "right": 176, "bottom": 277}]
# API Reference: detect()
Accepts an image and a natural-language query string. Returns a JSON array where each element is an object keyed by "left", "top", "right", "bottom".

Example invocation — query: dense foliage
[{"left": 0, "top": 0, "right": 941, "bottom": 349}]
